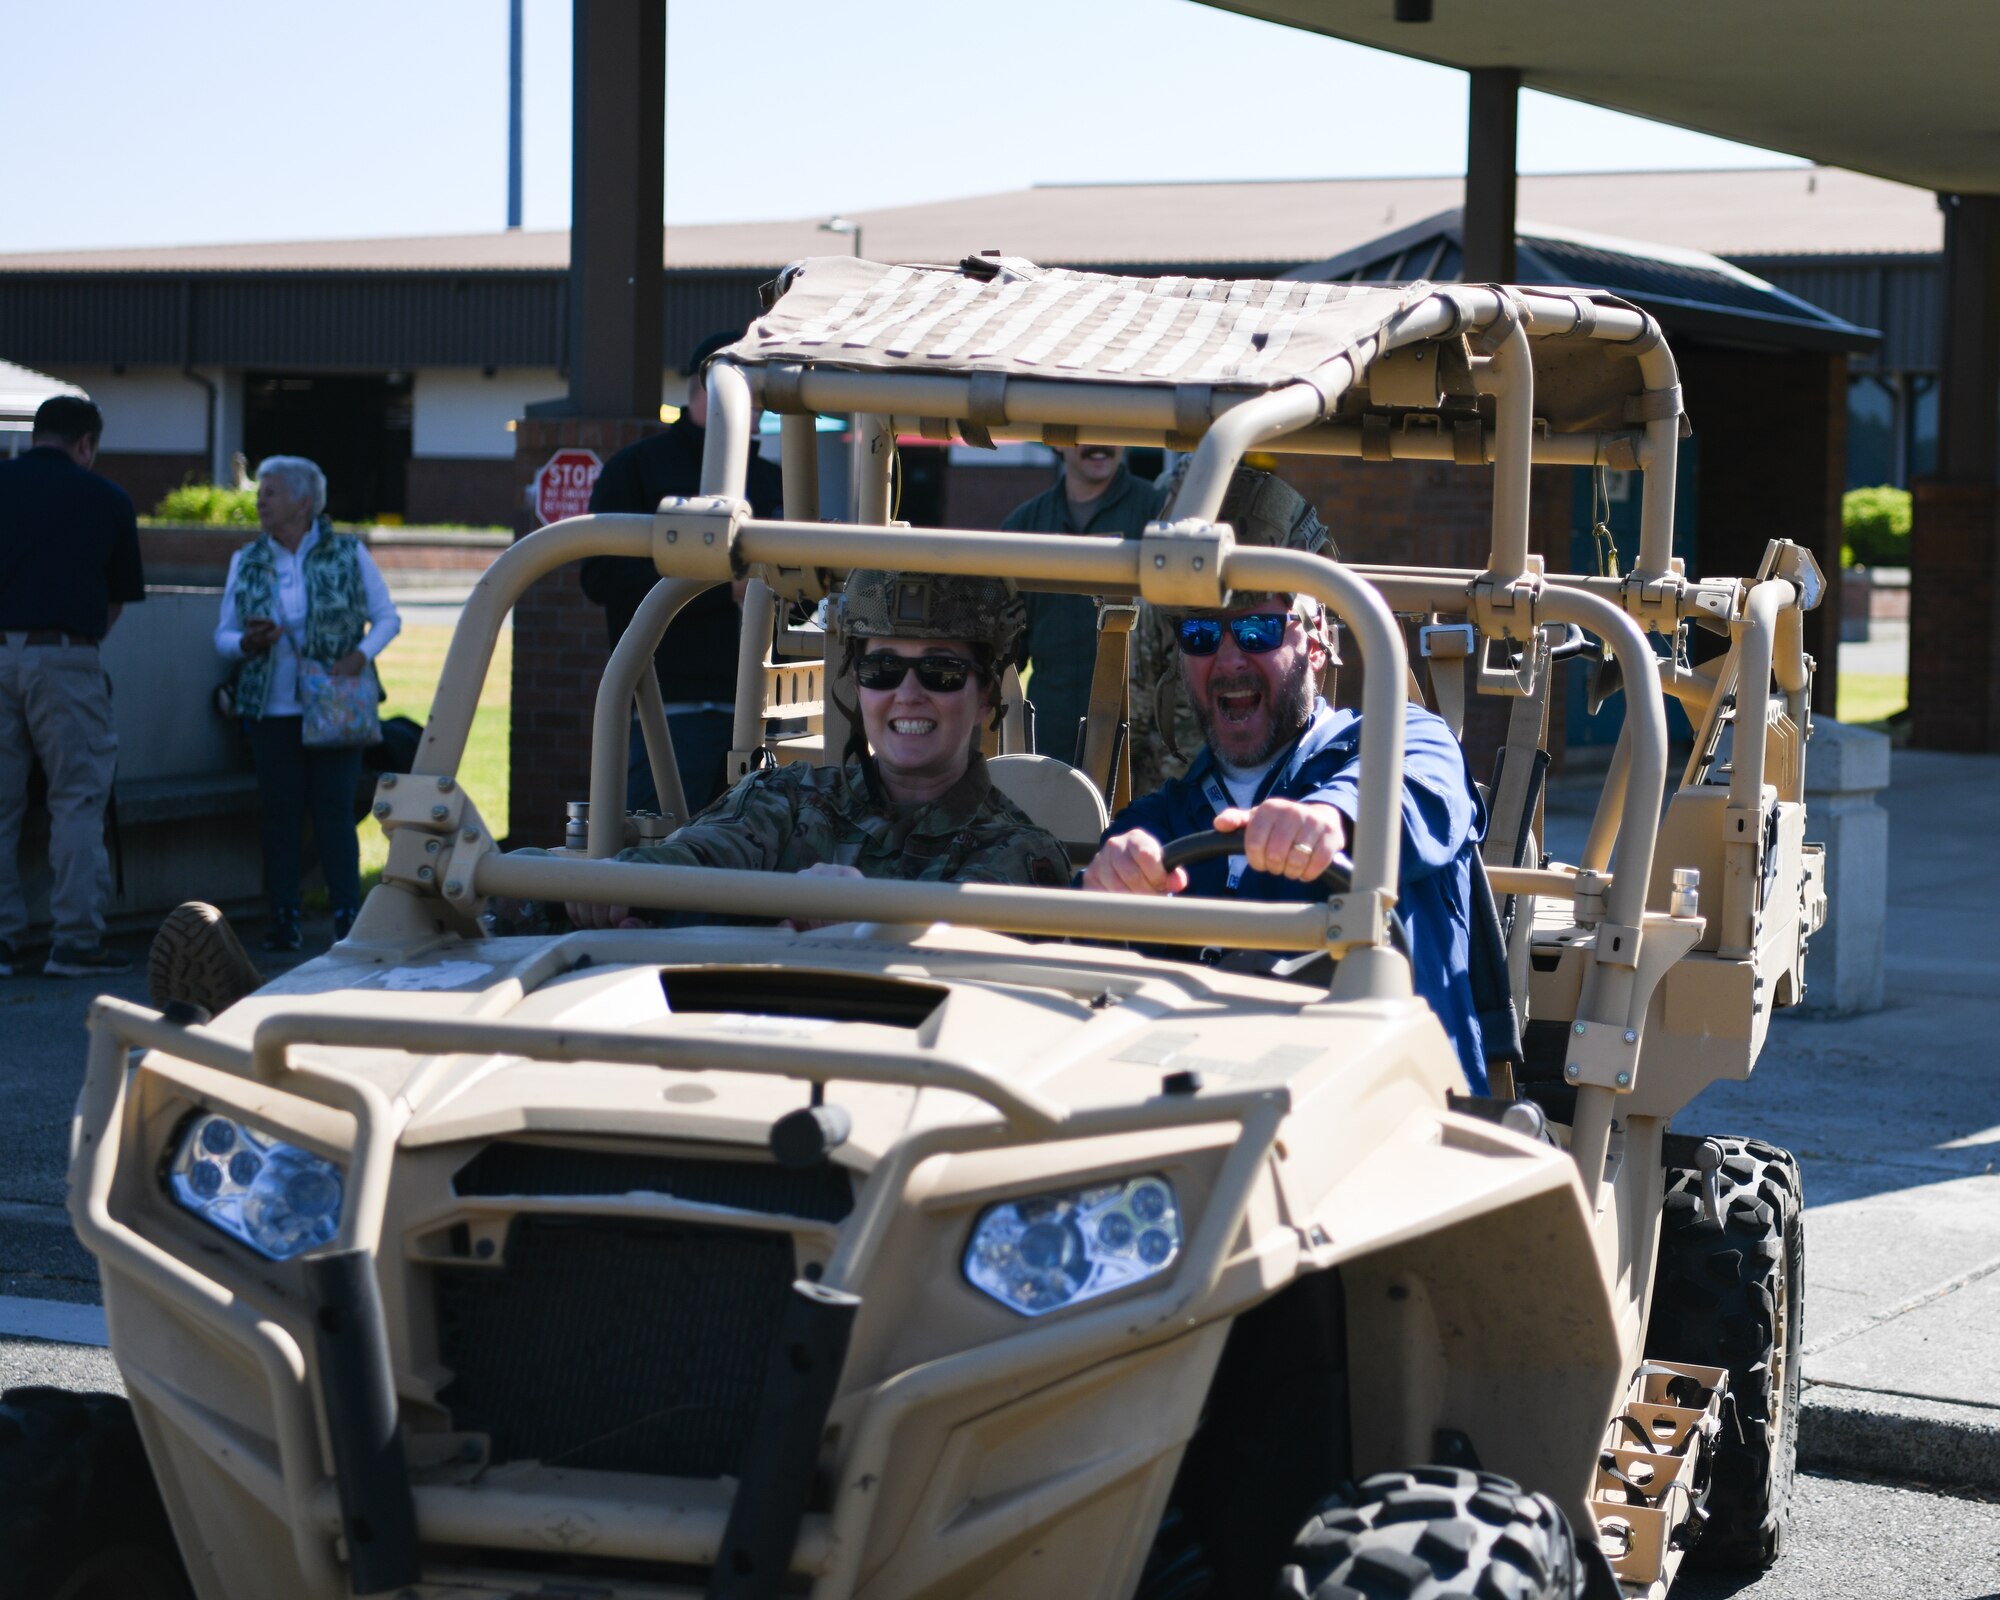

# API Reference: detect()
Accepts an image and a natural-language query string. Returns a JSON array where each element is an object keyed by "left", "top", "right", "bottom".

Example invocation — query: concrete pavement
[{"left": 1708, "top": 747, "right": 2000, "bottom": 1489}]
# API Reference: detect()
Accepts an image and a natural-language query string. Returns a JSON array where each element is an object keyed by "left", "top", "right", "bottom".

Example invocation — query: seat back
[{"left": 987, "top": 754, "right": 1109, "bottom": 866}]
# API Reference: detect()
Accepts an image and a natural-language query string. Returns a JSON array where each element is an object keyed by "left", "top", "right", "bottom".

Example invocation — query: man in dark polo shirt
[
  {"left": 0, "top": 396, "right": 145, "bottom": 976},
  {"left": 581, "top": 330, "right": 783, "bottom": 815},
  {"left": 1000, "top": 445, "right": 1163, "bottom": 764}
]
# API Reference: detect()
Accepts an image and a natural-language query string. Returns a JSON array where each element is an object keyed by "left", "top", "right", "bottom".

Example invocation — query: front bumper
[{"left": 70, "top": 995, "right": 1287, "bottom": 1599}]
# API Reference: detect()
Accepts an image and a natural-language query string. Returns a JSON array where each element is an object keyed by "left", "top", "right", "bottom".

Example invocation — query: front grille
[
  {"left": 452, "top": 1143, "right": 854, "bottom": 1222},
  {"left": 434, "top": 1214, "right": 794, "bottom": 1477}
]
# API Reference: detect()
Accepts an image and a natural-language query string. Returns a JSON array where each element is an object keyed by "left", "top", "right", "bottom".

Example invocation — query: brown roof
[{"left": 0, "top": 166, "right": 1939, "bottom": 276}]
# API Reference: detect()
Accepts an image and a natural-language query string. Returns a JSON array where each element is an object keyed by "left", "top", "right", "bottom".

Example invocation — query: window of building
[
  {"left": 245, "top": 372, "right": 414, "bottom": 522},
  {"left": 1845, "top": 374, "right": 1897, "bottom": 488},
  {"left": 1908, "top": 375, "right": 1939, "bottom": 480}
]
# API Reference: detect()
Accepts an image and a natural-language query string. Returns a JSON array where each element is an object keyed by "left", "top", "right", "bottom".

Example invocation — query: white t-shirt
[{"left": 1213, "top": 753, "right": 1281, "bottom": 811}]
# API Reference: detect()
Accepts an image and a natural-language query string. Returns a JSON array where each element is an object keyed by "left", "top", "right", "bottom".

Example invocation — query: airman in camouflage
[
  {"left": 601, "top": 751, "right": 1068, "bottom": 889},
  {"left": 566, "top": 571, "right": 1067, "bottom": 927},
  {"left": 1126, "top": 465, "right": 1338, "bottom": 794}
]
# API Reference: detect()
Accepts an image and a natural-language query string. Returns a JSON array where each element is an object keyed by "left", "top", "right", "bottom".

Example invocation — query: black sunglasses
[
  {"left": 854, "top": 651, "right": 978, "bottom": 693},
  {"left": 1175, "top": 613, "right": 1292, "bottom": 657}
]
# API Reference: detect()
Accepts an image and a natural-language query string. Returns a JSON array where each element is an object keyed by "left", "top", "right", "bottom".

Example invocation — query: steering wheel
[
  {"left": 1158, "top": 829, "right": 1354, "bottom": 896},
  {"left": 1152, "top": 828, "right": 1410, "bottom": 975}
]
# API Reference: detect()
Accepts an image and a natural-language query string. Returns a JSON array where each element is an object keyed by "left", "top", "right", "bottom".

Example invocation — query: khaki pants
[{"left": 0, "top": 637, "right": 117, "bottom": 948}]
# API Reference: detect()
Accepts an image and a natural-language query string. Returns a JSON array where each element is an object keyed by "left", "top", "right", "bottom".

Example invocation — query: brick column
[
  {"left": 1908, "top": 479, "right": 2000, "bottom": 750},
  {"left": 1911, "top": 193, "right": 2000, "bottom": 750},
  {"left": 506, "top": 416, "right": 663, "bottom": 847}
]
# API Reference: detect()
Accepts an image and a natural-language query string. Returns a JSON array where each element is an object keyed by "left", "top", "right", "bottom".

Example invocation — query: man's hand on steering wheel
[
  {"left": 1082, "top": 798, "right": 1349, "bottom": 896},
  {"left": 1213, "top": 798, "right": 1347, "bottom": 882},
  {"left": 1080, "top": 828, "right": 1187, "bottom": 896}
]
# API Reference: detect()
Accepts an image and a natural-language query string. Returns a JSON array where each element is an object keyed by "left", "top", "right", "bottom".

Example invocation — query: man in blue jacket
[{"left": 1080, "top": 468, "right": 1490, "bottom": 1093}]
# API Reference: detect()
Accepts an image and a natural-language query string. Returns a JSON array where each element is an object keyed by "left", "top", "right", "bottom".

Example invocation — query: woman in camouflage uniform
[{"left": 568, "top": 570, "right": 1070, "bottom": 929}]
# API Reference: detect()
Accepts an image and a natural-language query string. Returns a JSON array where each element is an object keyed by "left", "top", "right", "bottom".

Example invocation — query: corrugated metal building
[{"left": 0, "top": 164, "right": 1942, "bottom": 522}]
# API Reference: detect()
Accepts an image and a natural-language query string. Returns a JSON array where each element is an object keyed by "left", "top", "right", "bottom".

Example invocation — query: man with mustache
[
  {"left": 1081, "top": 468, "right": 1492, "bottom": 1093},
  {"left": 1000, "top": 444, "right": 1163, "bottom": 764}
]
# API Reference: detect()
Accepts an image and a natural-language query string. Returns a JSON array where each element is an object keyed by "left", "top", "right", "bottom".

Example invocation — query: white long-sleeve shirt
[{"left": 214, "top": 526, "right": 402, "bottom": 716}]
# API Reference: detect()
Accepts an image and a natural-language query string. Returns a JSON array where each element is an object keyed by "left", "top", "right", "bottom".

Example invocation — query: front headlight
[
  {"left": 168, "top": 1113, "right": 345, "bottom": 1261},
  {"left": 963, "top": 1174, "right": 1183, "bottom": 1317}
]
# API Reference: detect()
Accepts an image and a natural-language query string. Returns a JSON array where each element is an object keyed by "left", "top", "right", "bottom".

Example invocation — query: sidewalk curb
[{"left": 1799, "top": 1383, "right": 2000, "bottom": 1488}]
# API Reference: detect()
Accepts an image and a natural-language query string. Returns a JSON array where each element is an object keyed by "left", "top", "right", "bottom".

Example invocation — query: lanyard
[{"left": 1200, "top": 773, "right": 1249, "bottom": 889}]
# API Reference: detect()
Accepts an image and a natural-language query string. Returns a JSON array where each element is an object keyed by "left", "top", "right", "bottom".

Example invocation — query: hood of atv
[{"left": 196, "top": 922, "right": 1455, "bottom": 1167}]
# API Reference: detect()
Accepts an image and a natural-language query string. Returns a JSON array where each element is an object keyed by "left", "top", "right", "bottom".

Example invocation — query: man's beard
[{"left": 1188, "top": 662, "right": 1316, "bottom": 768}]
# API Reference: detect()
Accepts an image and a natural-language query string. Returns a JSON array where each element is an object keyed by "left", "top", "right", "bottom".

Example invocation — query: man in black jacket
[
  {"left": 0, "top": 396, "right": 145, "bottom": 977},
  {"left": 581, "top": 331, "right": 783, "bottom": 814}
]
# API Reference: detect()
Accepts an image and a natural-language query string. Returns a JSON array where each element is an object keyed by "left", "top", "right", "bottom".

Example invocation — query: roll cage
[{"left": 379, "top": 257, "right": 1818, "bottom": 1191}]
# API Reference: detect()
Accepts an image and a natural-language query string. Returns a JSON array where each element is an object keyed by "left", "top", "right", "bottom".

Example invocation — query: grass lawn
[
  {"left": 357, "top": 624, "right": 511, "bottom": 891},
  {"left": 1836, "top": 672, "right": 1907, "bottom": 732}
]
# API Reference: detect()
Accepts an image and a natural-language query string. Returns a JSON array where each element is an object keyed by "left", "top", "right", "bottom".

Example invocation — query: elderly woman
[
  {"left": 215, "top": 457, "right": 400, "bottom": 950},
  {"left": 565, "top": 570, "right": 1069, "bottom": 930}
]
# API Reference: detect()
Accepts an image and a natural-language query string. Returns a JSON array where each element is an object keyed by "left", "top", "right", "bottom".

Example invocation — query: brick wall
[
  {"left": 1281, "top": 454, "right": 1578, "bottom": 779},
  {"left": 97, "top": 451, "right": 207, "bottom": 514},
  {"left": 506, "top": 416, "right": 664, "bottom": 846},
  {"left": 406, "top": 456, "right": 523, "bottom": 527},
  {"left": 946, "top": 462, "right": 1052, "bottom": 530},
  {"left": 1909, "top": 480, "right": 2000, "bottom": 750},
  {"left": 138, "top": 524, "right": 504, "bottom": 587},
  {"left": 1676, "top": 346, "right": 1847, "bottom": 716}
]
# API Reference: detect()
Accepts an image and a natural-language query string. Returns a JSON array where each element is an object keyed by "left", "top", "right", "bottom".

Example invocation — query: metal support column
[
  {"left": 1936, "top": 194, "right": 2000, "bottom": 484},
  {"left": 563, "top": 0, "right": 665, "bottom": 416},
  {"left": 1463, "top": 67, "right": 1520, "bottom": 285},
  {"left": 1912, "top": 192, "right": 2000, "bottom": 749}
]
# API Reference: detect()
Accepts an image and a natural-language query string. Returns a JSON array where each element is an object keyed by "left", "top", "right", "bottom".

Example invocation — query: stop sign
[{"left": 533, "top": 448, "right": 602, "bottom": 525}]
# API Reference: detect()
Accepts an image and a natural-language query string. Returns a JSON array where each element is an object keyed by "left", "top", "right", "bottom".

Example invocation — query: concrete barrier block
[{"left": 1802, "top": 717, "right": 1890, "bottom": 1014}]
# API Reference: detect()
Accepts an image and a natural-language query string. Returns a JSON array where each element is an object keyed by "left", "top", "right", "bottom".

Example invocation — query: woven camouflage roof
[{"left": 730, "top": 255, "right": 1433, "bottom": 391}]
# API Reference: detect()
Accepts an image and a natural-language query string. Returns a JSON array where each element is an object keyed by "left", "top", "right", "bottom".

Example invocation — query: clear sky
[{"left": 3, "top": 0, "right": 1805, "bottom": 254}]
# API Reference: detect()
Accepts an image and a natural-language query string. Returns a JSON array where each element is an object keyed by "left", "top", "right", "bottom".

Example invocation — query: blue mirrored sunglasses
[{"left": 1175, "top": 613, "right": 1291, "bottom": 657}]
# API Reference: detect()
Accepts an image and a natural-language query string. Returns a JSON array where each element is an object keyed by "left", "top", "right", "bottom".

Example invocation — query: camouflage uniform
[
  {"left": 617, "top": 569, "right": 1065, "bottom": 888},
  {"left": 1126, "top": 466, "right": 1338, "bottom": 795},
  {"left": 614, "top": 753, "right": 1069, "bottom": 887}
]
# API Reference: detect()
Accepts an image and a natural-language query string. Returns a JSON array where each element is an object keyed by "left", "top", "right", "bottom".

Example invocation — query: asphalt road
[
  {"left": 0, "top": 930, "right": 317, "bottom": 1311},
  {"left": 0, "top": 958, "right": 146, "bottom": 1308},
  {"left": 1674, "top": 1471, "right": 2000, "bottom": 1600}
]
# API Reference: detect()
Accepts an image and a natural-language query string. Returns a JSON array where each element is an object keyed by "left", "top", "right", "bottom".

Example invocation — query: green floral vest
[{"left": 230, "top": 524, "right": 371, "bottom": 720}]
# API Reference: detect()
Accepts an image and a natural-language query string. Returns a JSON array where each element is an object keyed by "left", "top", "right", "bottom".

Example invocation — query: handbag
[{"left": 299, "top": 657, "right": 383, "bottom": 748}]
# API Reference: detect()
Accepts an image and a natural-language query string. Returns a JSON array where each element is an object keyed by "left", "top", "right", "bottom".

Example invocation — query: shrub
[
  {"left": 152, "top": 480, "right": 258, "bottom": 525},
  {"left": 1842, "top": 485, "right": 1911, "bottom": 569}
]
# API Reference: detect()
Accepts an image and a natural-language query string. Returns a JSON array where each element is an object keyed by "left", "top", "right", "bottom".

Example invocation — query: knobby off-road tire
[
  {"left": 0, "top": 1388, "right": 193, "bottom": 1600},
  {"left": 1276, "top": 1466, "right": 1586, "bottom": 1600},
  {"left": 1645, "top": 1137, "right": 1804, "bottom": 1569}
]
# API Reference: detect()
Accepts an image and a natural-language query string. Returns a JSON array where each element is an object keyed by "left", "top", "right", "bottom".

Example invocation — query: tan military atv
[{"left": 41, "top": 257, "right": 1822, "bottom": 1600}]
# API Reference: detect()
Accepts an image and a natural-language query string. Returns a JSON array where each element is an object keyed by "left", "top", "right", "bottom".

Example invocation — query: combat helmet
[
  {"left": 838, "top": 570, "right": 1027, "bottom": 673},
  {"left": 1157, "top": 461, "right": 1337, "bottom": 608}
]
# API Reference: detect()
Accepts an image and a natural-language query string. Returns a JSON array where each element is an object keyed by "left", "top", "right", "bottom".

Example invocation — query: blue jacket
[{"left": 1106, "top": 700, "right": 1489, "bottom": 1092}]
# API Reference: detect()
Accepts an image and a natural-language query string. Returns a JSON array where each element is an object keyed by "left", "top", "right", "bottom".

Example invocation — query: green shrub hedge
[
  {"left": 151, "top": 481, "right": 258, "bottom": 525},
  {"left": 1842, "top": 485, "right": 1911, "bottom": 569}
]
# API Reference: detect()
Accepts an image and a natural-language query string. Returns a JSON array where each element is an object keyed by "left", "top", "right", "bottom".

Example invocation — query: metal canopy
[
  {"left": 732, "top": 255, "right": 1676, "bottom": 446},
  {"left": 735, "top": 255, "right": 1433, "bottom": 391},
  {"left": 1202, "top": 0, "right": 2000, "bottom": 195},
  {"left": 1291, "top": 210, "right": 1881, "bottom": 354},
  {"left": 0, "top": 358, "right": 84, "bottom": 432}
]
